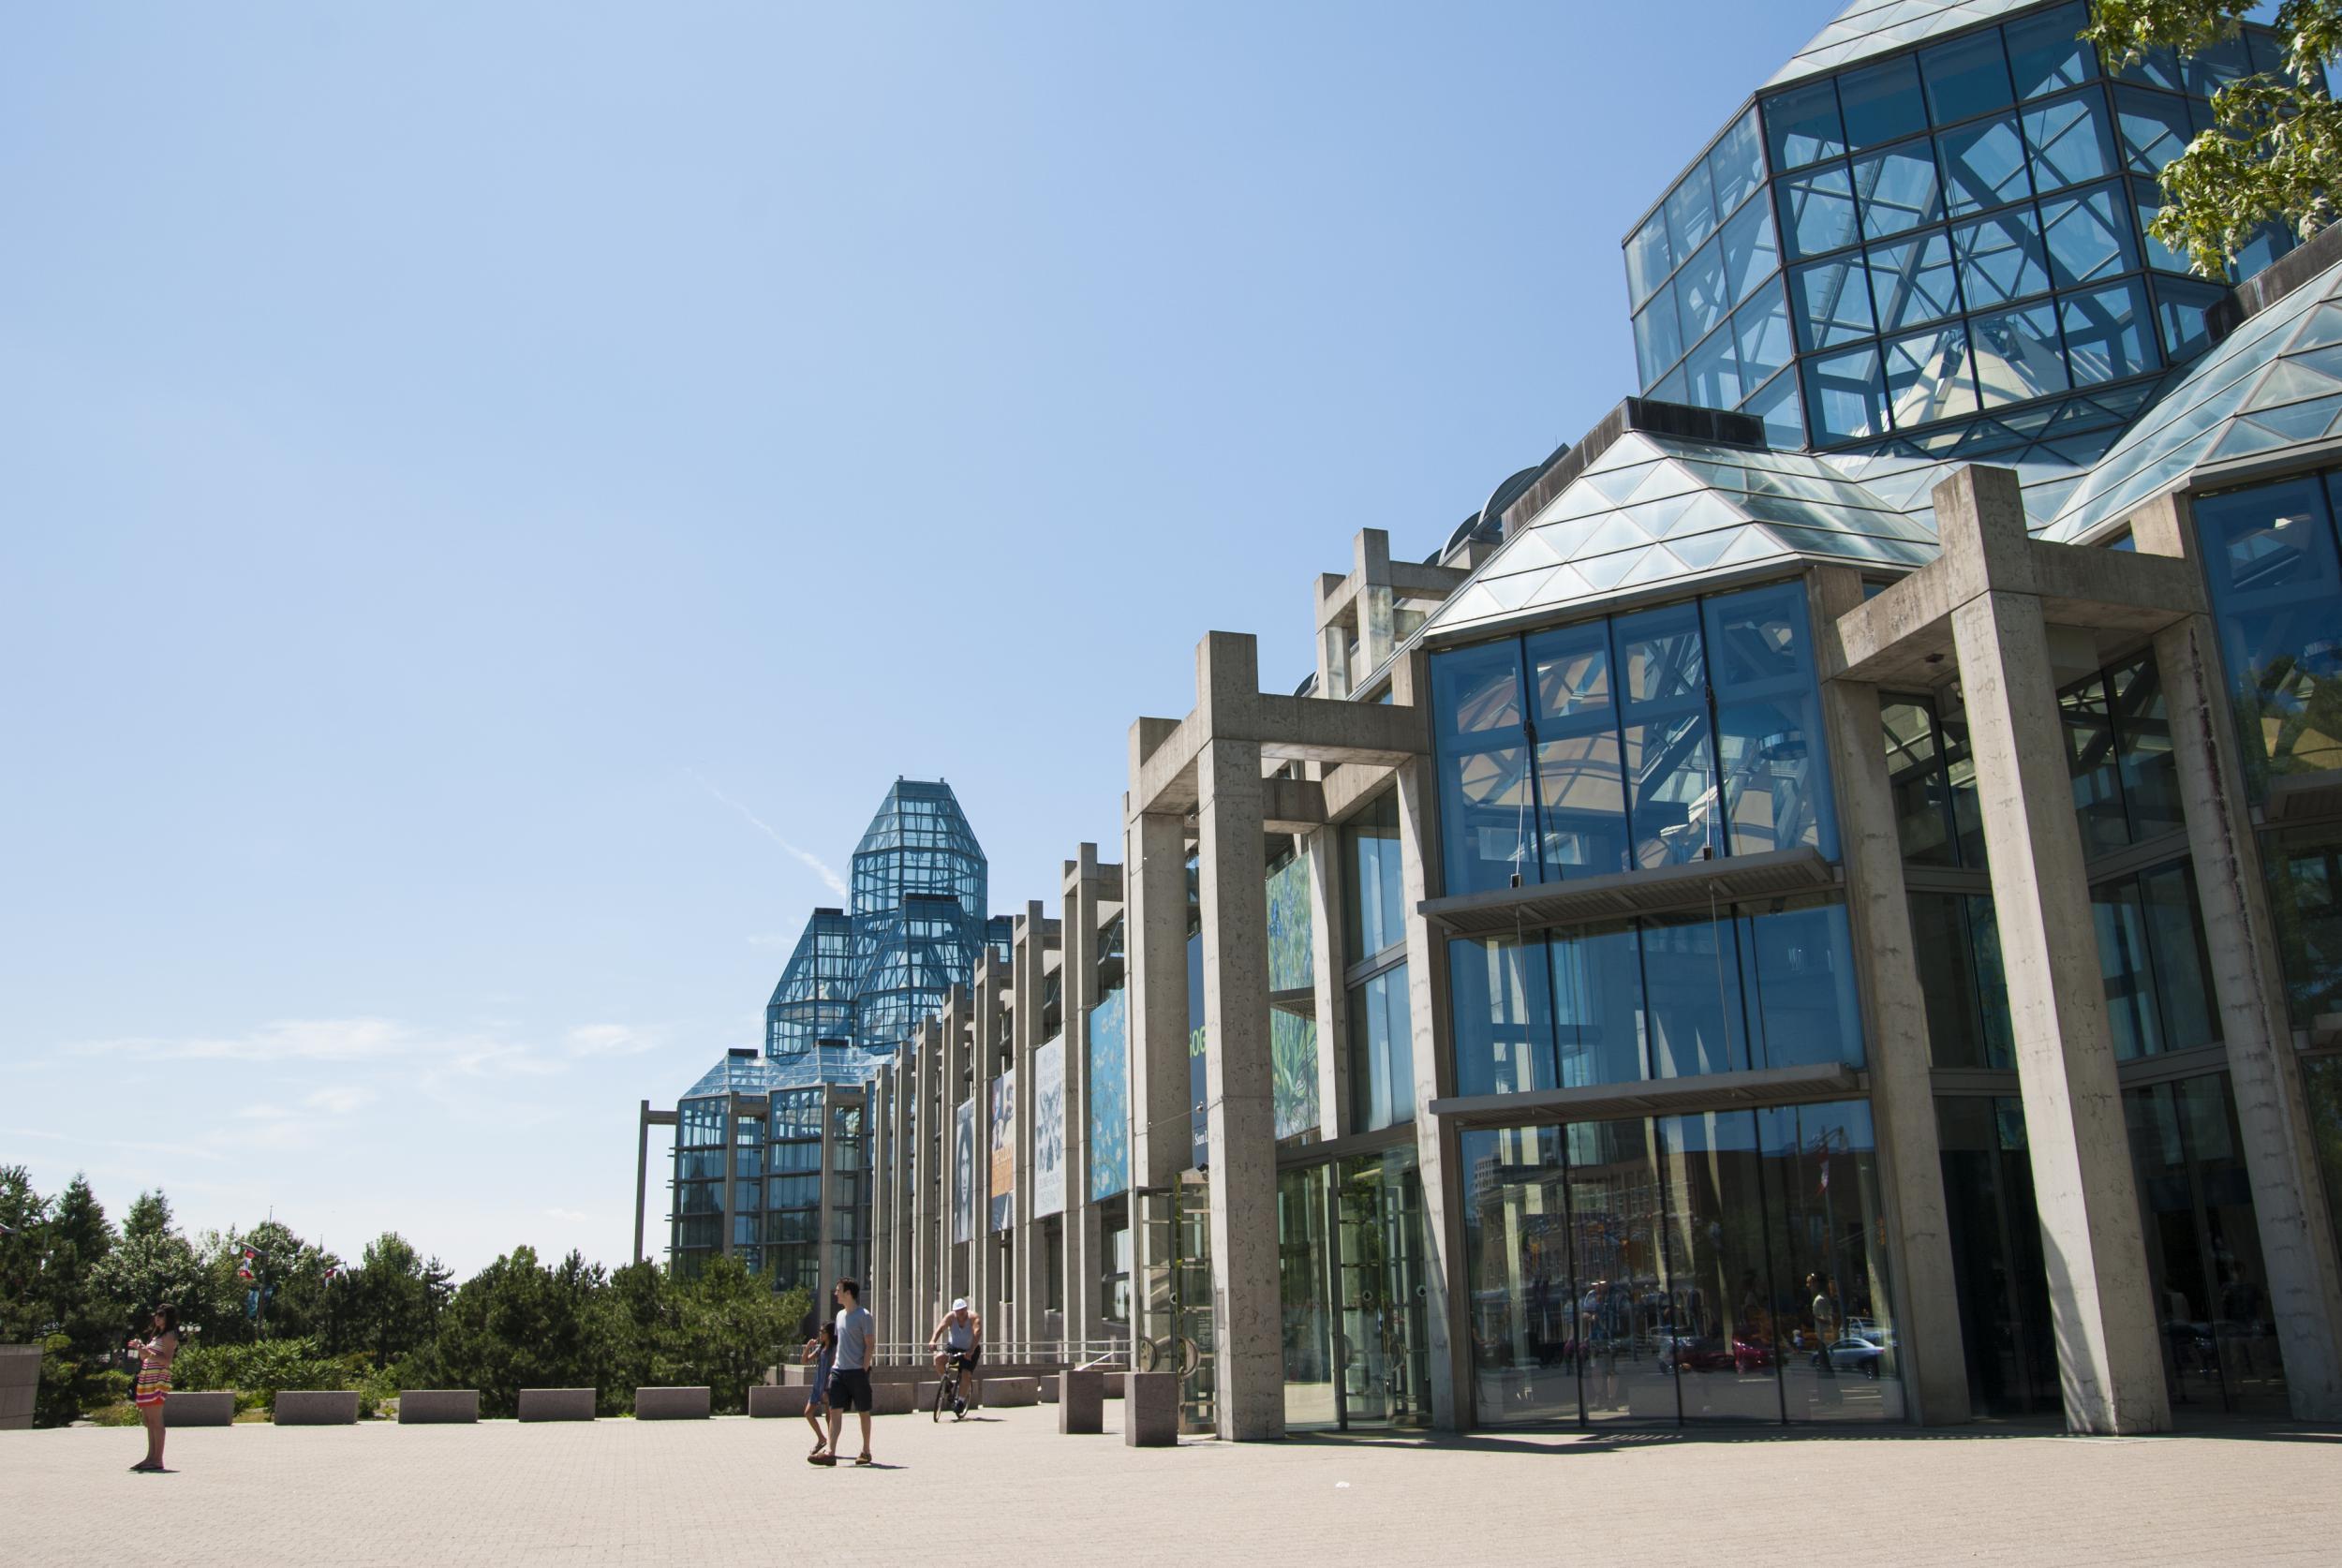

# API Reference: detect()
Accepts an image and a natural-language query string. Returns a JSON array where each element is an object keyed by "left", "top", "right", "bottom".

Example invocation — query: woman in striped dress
[{"left": 128, "top": 1304, "right": 181, "bottom": 1473}]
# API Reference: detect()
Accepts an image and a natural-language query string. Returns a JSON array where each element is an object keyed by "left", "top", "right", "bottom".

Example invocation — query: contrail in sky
[{"left": 687, "top": 770, "right": 850, "bottom": 897}]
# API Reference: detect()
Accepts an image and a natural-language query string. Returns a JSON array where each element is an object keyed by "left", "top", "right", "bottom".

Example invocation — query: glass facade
[
  {"left": 1462, "top": 1100, "right": 1903, "bottom": 1426},
  {"left": 1449, "top": 896, "right": 1863, "bottom": 1096},
  {"left": 1278, "top": 1147, "right": 1433, "bottom": 1431},
  {"left": 1431, "top": 580, "right": 1836, "bottom": 899},
  {"left": 2195, "top": 471, "right": 2342, "bottom": 795},
  {"left": 766, "top": 908, "right": 857, "bottom": 1057},
  {"left": 1627, "top": 3, "right": 2295, "bottom": 450}
]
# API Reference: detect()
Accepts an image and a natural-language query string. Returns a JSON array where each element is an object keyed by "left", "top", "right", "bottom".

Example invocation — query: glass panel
[
  {"left": 2095, "top": 878, "right": 2163, "bottom": 1058},
  {"left": 1627, "top": 212, "right": 1674, "bottom": 308},
  {"left": 1762, "top": 1101, "right": 1903, "bottom": 1421},
  {"left": 2140, "top": 861, "right": 2216, "bottom": 1053},
  {"left": 1460, "top": 1125, "right": 1579, "bottom": 1425},
  {"left": 1430, "top": 641, "right": 1534, "bottom": 896},
  {"left": 1884, "top": 322, "right": 1980, "bottom": 426},
  {"left": 2005, "top": 2, "right": 2098, "bottom": 99},
  {"left": 2132, "top": 178, "right": 2199, "bottom": 274},
  {"left": 1854, "top": 139, "right": 1942, "bottom": 240},
  {"left": 1449, "top": 933, "right": 1555, "bottom": 1098},
  {"left": 1708, "top": 106, "right": 1768, "bottom": 216},
  {"left": 2114, "top": 86, "right": 2194, "bottom": 174},
  {"left": 2041, "top": 183, "right": 2136, "bottom": 287},
  {"left": 1642, "top": 911, "right": 1750, "bottom": 1077},
  {"left": 1953, "top": 205, "right": 2052, "bottom": 305},
  {"left": 2265, "top": 822, "right": 2342, "bottom": 1027},
  {"left": 2110, "top": 653, "right": 2184, "bottom": 839},
  {"left": 2155, "top": 274, "right": 2228, "bottom": 360},
  {"left": 1347, "top": 963, "right": 1414, "bottom": 1132},
  {"left": 1658, "top": 1111, "right": 1783, "bottom": 1421},
  {"left": 1765, "top": 78, "right": 1845, "bottom": 170},
  {"left": 2023, "top": 91, "right": 2117, "bottom": 193},
  {"left": 1685, "top": 324, "right": 1742, "bottom": 410},
  {"left": 2062, "top": 673, "right": 2128, "bottom": 855},
  {"left": 1717, "top": 197, "right": 1779, "bottom": 305},
  {"left": 1869, "top": 228, "right": 1962, "bottom": 331},
  {"left": 1702, "top": 580, "right": 1836, "bottom": 858},
  {"left": 1564, "top": 1118, "right": 1682, "bottom": 1424},
  {"left": 1343, "top": 789, "right": 1406, "bottom": 957},
  {"left": 2182, "top": 32, "right": 2252, "bottom": 97},
  {"left": 1779, "top": 162, "right": 1860, "bottom": 263},
  {"left": 2305, "top": 1058, "right": 2342, "bottom": 1262},
  {"left": 1635, "top": 285, "right": 1685, "bottom": 387},
  {"left": 1937, "top": 1097, "right": 2061, "bottom": 1414},
  {"left": 1804, "top": 344, "right": 1890, "bottom": 443},
  {"left": 1551, "top": 921, "right": 1646, "bottom": 1087},
  {"left": 1666, "top": 162, "right": 1720, "bottom": 261},
  {"left": 1281, "top": 1163, "right": 1340, "bottom": 1430},
  {"left": 1938, "top": 113, "right": 2032, "bottom": 215},
  {"left": 1743, "top": 900, "right": 1863, "bottom": 1070},
  {"left": 1840, "top": 54, "right": 1929, "bottom": 149},
  {"left": 1791, "top": 255, "right": 1876, "bottom": 349},
  {"left": 1689, "top": 241, "right": 1753, "bottom": 351},
  {"left": 2062, "top": 278, "right": 2159, "bottom": 384},
  {"left": 1741, "top": 366, "right": 1807, "bottom": 449},
  {"left": 2198, "top": 478, "right": 2342, "bottom": 791},
  {"left": 2115, "top": 43, "right": 2183, "bottom": 91},
  {"left": 1970, "top": 300, "right": 2070, "bottom": 406},
  {"left": 1526, "top": 618, "right": 1629, "bottom": 877},
  {"left": 1921, "top": 30, "right": 2015, "bottom": 125},
  {"left": 1881, "top": 698, "right": 1953, "bottom": 864},
  {"left": 1734, "top": 287, "right": 1795, "bottom": 388},
  {"left": 1911, "top": 892, "right": 1994, "bottom": 1068},
  {"left": 1616, "top": 601, "right": 1718, "bottom": 867}
]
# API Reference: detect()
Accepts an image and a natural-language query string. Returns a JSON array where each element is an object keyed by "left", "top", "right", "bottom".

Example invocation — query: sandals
[
  {"left": 808, "top": 1452, "right": 837, "bottom": 1466},
  {"left": 853, "top": 1454, "right": 873, "bottom": 1467}
]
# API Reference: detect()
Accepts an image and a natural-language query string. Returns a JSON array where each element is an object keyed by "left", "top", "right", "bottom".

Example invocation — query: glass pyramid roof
[
  {"left": 680, "top": 1041, "right": 887, "bottom": 1099},
  {"left": 2038, "top": 254, "right": 2342, "bottom": 541},
  {"left": 1767, "top": 0, "right": 2048, "bottom": 87},
  {"left": 1418, "top": 431, "right": 1938, "bottom": 639}
]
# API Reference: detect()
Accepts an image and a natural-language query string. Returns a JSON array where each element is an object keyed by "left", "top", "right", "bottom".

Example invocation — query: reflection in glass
[
  {"left": 1675, "top": 234, "right": 1730, "bottom": 344},
  {"left": 2114, "top": 86, "right": 2194, "bottom": 174},
  {"left": 1937, "top": 1096, "right": 2061, "bottom": 1414},
  {"left": 1717, "top": 198, "right": 1779, "bottom": 305},
  {"left": 1920, "top": 30, "right": 2015, "bottom": 126},
  {"left": 1342, "top": 789, "right": 1406, "bottom": 958},
  {"left": 1709, "top": 107, "right": 1768, "bottom": 216},
  {"left": 1685, "top": 324, "right": 1741, "bottom": 410},
  {"left": 1792, "top": 255, "right": 1876, "bottom": 349},
  {"left": 2023, "top": 92, "right": 2117, "bottom": 193},
  {"left": 1635, "top": 288, "right": 1684, "bottom": 387},
  {"left": 2041, "top": 184, "right": 2135, "bottom": 287},
  {"left": 2005, "top": 2, "right": 2097, "bottom": 100},
  {"left": 1742, "top": 899, "right": 1863, "bottom": 1070},
  {"left": 1954, "top": 205, "right": 2052, "bottom": 306},
  {"left": 2264, "top": 823, "right": 2342, "bottom": 1026},
  {"left": 1449, "top": 933, "right": 1554, "bottom": 1098},
  {"left": 1838, "top": 54, "right": 1928, "bottom": 149},
  {"left": 1971, "top": 301, "right": 2069, "bottom": 406},
  {"left": 1854, "top": 140, "right": 1941, "bottom": 240},
  {"left": 1884, "top": 321, "right": 1981, "bottom": 428},
  {"left": 1660, "top": 1111, "right": 1782, "bottom": 1421},
  {"left": 1526, "top": 619, "right": 1628, "bottom": 877},
  {"left": 1805, "top": 344, "right": 1890, "bottom": 443},
  {"left": 1870, "top": 229, "right": 1963, "bottom": 333},
  {"left": 1939, "top": 114, "right": 2031, "bottom": 215},
  {"left": 1779, "top": 163, "right": 1860, "bottom": 259},
  {"left": 1734, "top": 288, "right": 1794, "bottom": 388},
  {"left": 1703, "top": 581, "right": 1836, "bottom": 857},
  {"left": 1347, "top": 963, "right": 1414, "bottom": 1132},
  {"left": 1430, "top": 641, "right": 1534, "bottom": 895},
  {"left": 2096, "top": 879, "right": 2162, "bottom": 1058},
  {"left": 1628, "top": 212, "right": 1673, "bottom": 306},
  {"left": 1762, "top": 1101, "right": 1902, "bottom": 1421},
  {"left": 2196, "top": 478, "right": 2342, "bottom": 791},
  {"left": 1552, "top": 921, "right": 1646, "bottom": 1087},
  {"left": 1741, "top": 366, "right": 1806, "bottom": 449},
  {"left": 1617, "top": 602, "right": 1717, "bottom": 867},
  {"left": 1766, "top": 78, "right": 1845, "bottom": 170},
  {"left": 2062, "top": 279, "right": 2158, "bottom": 384},
  {"left": 1642, "top": 912, "right": 1748, "bottom": 1078},
  {"left": 1666, "top": 162, "right": 1719, "bottom": 261}
]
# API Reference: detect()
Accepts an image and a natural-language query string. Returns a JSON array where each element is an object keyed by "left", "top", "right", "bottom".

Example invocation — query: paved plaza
[{"left": 6, "top": 1407, "right": 2339, "bottom": 1567}]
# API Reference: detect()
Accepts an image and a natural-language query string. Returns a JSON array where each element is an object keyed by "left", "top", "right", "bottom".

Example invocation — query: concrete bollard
[
  {"left": 0, "top": 1344, "right": 39, "bottom": 1431},
  {"left": 517, "top": 1388, "right": 596, "bottom": 1422},
  {"left": 273, "top": 1390, "right": 360, "bottom": 1426},
  {"left": 869, "top": 1381, "right": 915, "bottom": 1415},
  {"left": 984, "top": 1376, "right": 1039, "bottom": 1407},
  {"left": 633, "top": 1386, "right": 711, "bottom": 1420},
  {"left": 397, "top": 1390, "right": 479, "bottom": 1424},
  {"left": 163, "top": 1391, "right": 236, "bottom": 1427},
  {"left": 747, "top": 1385, "right": 807, "bottom": 1418},
  {"left": 1059, "top": 1369, "right": 1104, "bottom": 1434},
  {"left": 1122, "top": 1371, "right": 1178, "bottom": 1447}
]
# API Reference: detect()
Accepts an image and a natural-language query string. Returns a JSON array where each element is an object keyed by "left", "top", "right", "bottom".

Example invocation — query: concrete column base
[
  {"left": 1059, "top": 1369, "right": 1104, "bottom": 1433},
  {"left": 163, "top": 1391, "right": 234, "bottom": 1427},
  {"left": 1123, "top": 1370, "right": 1178, "bottom": 1446},
  {"left": 747, "top": 1385, "right": 807, "bottom": 1418},
  {"left": 516, "top": 1388, "right": 595, "bottom": 1422},
  {"left": 632, "top": 1386, "right": 710, "bottom": 1420},
  {"left": 395, "top": 1390, "right": 478, "bottom": 1424},
  {"left": 273, "top": 1390, "right": 360, "bottom": 1425}
]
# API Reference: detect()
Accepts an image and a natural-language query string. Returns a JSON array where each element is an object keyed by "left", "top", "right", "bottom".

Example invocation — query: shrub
[{"left": 172, "top": 1336, "right": 350, "bottom": 1411}]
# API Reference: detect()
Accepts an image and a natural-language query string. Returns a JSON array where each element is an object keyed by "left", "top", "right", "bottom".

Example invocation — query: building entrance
[
  {"left": 1278, "top": 1146, "right": 1432, "bottom": 1431},
  {"left": 1134, "top": 1170, "right": 1216, "bottom": 1434}
]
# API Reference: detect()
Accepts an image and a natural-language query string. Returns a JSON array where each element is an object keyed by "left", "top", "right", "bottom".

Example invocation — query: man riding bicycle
[{"left": 929, "top": 1297, "right": 984, "bottom": 1412}]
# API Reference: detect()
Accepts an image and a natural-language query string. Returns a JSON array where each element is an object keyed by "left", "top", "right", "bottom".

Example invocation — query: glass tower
[
  {"left": 1625, "top": 0, "right": 2302, "bottom": 456},
  {"left": 765, "top": 908, "right": 858, "bottom": 1057},
  {"left": 845, "top": 778, "right": 990, "bottom": 1055}
]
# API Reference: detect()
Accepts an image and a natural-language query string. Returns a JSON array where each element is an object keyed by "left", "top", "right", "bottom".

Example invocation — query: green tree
[
  {"left": 350, "top": 1233, "right": 437, "bottom": 1367},
  {"left": 122, "top": 1190, "right": 173, "bottom": 1243},
  {"left": 89, "top": 1189, "right": 235, "bottom": 1344},
  {"left": 402, "top": 1246, "right": 620, "bottom": 1417},
  {"left": 2085, "top": 1, "right": 2342, "bottom": 274}
]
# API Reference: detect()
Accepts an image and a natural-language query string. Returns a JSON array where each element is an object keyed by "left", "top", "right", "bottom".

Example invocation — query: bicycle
[{"left": 933, "top": 1348, "right": 971, "bottom": 1422}]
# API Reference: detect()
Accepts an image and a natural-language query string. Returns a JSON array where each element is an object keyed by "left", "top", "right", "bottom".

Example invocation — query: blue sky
[{"left": 1, "top": 1, "right": 1828, "bottom": 1273}]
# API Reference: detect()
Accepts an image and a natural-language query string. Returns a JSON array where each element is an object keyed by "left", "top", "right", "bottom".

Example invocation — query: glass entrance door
[{"left": 1280, "top": 1146, "right": 1431, "bottom": 1430}]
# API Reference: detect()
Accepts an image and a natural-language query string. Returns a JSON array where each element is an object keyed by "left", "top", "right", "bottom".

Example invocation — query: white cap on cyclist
[{"left": 952, "top": 1297, "right": 968, "bottom": 1312}]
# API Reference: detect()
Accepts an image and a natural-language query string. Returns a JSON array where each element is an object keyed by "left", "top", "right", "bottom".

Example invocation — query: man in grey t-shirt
[{"left": 815, "top": 1278, "right": 876, "bottom": 1467}]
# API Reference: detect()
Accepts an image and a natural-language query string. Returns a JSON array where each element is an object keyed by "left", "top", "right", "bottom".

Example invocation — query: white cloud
[
  {"left": 566, "top": 1024, "right": 662, "bottom": 1058},
  {"left": 304, "top": 1085, "right": 375, "bottom": 1115},
  {"left": 686, "top": 769, "right": 850, "bottom": 897},
  {"left": 542, "top": 1206, "right": 591, "bottom": 1223}
]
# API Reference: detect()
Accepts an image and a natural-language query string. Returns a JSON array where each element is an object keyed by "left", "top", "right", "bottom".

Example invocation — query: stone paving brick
[{"left": 3, "top": 1410, "right": 2337, "bottom": 1566}]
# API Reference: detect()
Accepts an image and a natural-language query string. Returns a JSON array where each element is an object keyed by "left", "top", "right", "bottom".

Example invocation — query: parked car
[
  {"left": 1662, "top": 1334, "right": 1773, "bottom": 1375},
  {"left": 1826, "top": 1336, "right": 1886, "bottom": 1378}
]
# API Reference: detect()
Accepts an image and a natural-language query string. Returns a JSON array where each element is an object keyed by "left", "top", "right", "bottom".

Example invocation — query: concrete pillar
[
  {"left": 1386, "top": 651, "right": 1471, "bottom": 1431},
  {"left": 1062, "top": 848, "right": 1101, "bottom": 1352},
  {"left": 719, "top": 1097, "right": 740, "bottom": 1260},
  {"left": 2132, "top": 495, "right": 2342, "bottom": 1418},
  {"left": 1306, "top": 825, "right": 1349, "bottom": 1140},
  {"left": 1014, "top": 902, "right": 1047, "bottom": 1355},
  {"left": 1125, "top": 782, "right": 1193, "bottom": 1365},
  {"left": 870, "top": 1069, "right": 891, "bottom": 1339},
  {"left": 1196, "top": 730, "right": 1282, "bottom": 1441},
  {"left": 1941, "top": 467, "right": 2169, "bottom": 1434},
  {"left": 943, "top": 988, "right": 974, "bottom": 1308},
  {"left": 634, "top": 1100, "right": 652, "bottom": 1265},
  {"left": 1814, "top": 568, "right": 1972, "bottom": 1426},
  {"left": 1355, "top": 528, "right": 1396, "bottom": 685}
]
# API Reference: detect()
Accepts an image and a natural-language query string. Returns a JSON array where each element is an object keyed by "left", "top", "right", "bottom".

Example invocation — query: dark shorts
[
  {"left": 944, "top": 1344, "right": 980, "bottom": 1370},
  {"left": 827, "top": 1368, "right": 873, "bottom": 1413}
]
